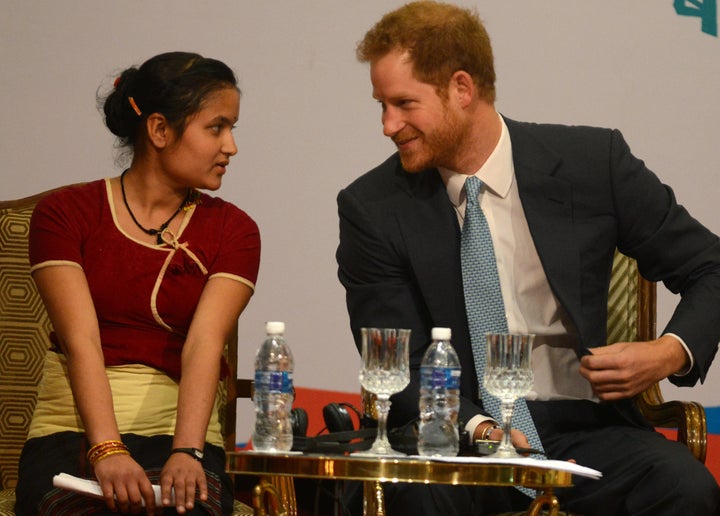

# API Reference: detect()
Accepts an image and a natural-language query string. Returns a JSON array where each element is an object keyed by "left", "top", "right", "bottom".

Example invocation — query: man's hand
[
  {"left": 472, "top": 422, "right": 530, "bottom": 449},
  {"left": 580, "top": 335, "right": 689, "bottom": 401}
]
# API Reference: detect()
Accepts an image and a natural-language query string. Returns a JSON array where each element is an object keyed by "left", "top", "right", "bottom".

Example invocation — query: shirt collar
[{"left": 439, "top": 113, "right": 513, "bottom": 207}]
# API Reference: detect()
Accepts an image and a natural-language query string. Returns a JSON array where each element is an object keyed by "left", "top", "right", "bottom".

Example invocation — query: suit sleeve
[{"left": 609, "top": 129, "right": 720, "bottom": 385}]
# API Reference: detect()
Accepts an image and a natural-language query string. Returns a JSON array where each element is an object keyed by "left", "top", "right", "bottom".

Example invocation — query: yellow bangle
[
  {"left": 87, "top": 440, "right": 130, "bottom": 466},
  {"left": 91, "top": 448, "right": 131, "bottom": 465}
]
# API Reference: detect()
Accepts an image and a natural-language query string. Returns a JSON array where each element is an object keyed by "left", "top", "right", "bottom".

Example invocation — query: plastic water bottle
[
  {"left": 252, "top": 321, "right": 294, "bottom": 452},
  {"left": 417, "top": 327, "right": 461, "bottom": 457}
]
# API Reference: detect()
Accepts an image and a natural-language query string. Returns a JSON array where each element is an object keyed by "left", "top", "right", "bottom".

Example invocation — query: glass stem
[
  {"left": 375, "top": 396, "right": 391, "bottom": 446},
  {"left": 499, "top": 399, "right": 515, "bottom": 453}
]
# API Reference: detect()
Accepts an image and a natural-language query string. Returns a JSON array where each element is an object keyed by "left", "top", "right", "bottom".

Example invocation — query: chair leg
[
  {"left": 252, "top": 476, "right": 297, "bottom": 516},
  {"left": 362, "top": 480, "right": 386, "bottom": 516}
]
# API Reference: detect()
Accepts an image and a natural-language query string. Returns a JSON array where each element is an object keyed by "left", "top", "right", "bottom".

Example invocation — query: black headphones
[
  {"left": 322, "top": 402, "right": 364, "bottom": 433},
  {"left": 290, "top": 402, "right": 368, "bottom": 441},
  {"left": 291, "top": 402, "right": 380, "bottom": 453},
  {"left": 290, "top": 407, "right": 309, "bottom": 436}
]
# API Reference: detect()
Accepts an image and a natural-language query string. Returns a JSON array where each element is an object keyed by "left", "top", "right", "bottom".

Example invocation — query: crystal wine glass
[
  {"left": 357, "top": 327, "right": 411, "bottom": 455},
  {"left": 483, "top": 333, "right": 535, "bottom": 458}
]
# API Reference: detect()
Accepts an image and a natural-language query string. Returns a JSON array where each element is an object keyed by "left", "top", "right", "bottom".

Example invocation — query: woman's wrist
[{"left": 87, "top": 439, "right": 130, "bottom": 465}]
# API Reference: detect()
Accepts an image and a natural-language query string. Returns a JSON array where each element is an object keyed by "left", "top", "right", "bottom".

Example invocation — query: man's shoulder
[
  {"left": 342, "top": 153, "right": 440, "bottom": 196},
  {"left": 344, "top": 153, "right": 403, "bottom": 192},
  {"left": 504, "top": 117, "right": 617, "bottom": 148}
]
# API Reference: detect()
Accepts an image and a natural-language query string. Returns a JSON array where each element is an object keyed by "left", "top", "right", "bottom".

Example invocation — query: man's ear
[
  {"left": 146, "top": 113, "right": 172, "bottom": 149},
  {"left": 450, "top": 70, "right": 475, "bottom": 108}
]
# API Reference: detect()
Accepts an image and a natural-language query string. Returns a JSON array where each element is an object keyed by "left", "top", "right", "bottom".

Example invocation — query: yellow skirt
[{"left": 28, "top": 351, "right": 223, "bottom": 447}]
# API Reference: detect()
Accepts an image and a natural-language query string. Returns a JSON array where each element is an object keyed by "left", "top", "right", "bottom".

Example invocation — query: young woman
[{"left": 16, "top": 51, "right": 260, "bottom": 516}]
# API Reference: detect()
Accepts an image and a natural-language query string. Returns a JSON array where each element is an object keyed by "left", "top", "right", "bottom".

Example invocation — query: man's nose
[{"left": 382, "top": 107, "right": 404, "bottom": 137}]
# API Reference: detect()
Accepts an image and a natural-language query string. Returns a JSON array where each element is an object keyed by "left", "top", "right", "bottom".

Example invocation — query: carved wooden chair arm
[{"left": 636, "top": 384, "right": 707, "bottom": 463}]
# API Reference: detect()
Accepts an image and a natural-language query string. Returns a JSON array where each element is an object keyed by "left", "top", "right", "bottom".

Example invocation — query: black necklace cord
[{"left": 120, "top": 169, "right": 193, "bottom": 245}]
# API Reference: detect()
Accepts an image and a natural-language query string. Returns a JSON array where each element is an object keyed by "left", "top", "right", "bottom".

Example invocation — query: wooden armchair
[
  {"left": 608, "top": 251, "right": 707, "bottom": 462},
  {"left": 0, "top": 186, "right": 253, "bottom": 515}
]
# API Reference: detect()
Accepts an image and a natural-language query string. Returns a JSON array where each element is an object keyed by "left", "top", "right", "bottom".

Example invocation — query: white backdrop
[{"left": 2, "top": 2, "right": 719, "bottom": 419}]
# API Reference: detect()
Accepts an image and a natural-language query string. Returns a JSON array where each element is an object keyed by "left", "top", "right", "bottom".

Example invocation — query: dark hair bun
[{"left": 103, "top": 67, "right": 140, "bottom": 139}]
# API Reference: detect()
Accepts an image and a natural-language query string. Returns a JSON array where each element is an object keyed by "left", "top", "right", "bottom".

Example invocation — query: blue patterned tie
[{"left": 461, "top": 176, "right": 544, "bottom": 465}]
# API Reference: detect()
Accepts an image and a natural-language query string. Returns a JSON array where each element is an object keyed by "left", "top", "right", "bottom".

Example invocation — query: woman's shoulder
[
  {"left": 195, "top": 192, "right": 257, "bottom": 227},
  {"left": 34, "top": 179, "right": 108, "bottom": 218}
]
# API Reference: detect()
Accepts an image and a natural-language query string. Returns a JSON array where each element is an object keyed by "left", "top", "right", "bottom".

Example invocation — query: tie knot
[{"left": 465, "top": 176, "right": 482, "bottom": 206}]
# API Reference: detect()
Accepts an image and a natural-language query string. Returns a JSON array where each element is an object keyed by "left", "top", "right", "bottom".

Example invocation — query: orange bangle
[
  {"left": 87, "top": 440, "right": 130, "bottom": 466},
  {"left": 91, "top": 448, "right": 130, "bottom": 465}
]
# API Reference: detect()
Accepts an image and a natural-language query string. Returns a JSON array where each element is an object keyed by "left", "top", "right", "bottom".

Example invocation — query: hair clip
[
  {"left": 113, "top": 76, "right": 121, "bottom": 89},
  {"left": 128, "top": 96, "right": 142, "bottom": 116}
]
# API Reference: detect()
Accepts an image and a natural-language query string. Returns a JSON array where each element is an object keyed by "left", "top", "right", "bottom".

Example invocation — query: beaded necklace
[{"left": 120, "top": 169, "right": 196, "bottom": 244}]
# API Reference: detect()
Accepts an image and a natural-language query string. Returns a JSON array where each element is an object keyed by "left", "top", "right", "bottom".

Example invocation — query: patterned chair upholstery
[{"left": 0, "top": 186, "right": 253, "bottom": 516}]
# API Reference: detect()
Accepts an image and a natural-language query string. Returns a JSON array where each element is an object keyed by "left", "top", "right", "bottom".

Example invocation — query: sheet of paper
[
  {"left": 410, "top": 456, "right": 602, "bottom": 479},
  {"left": 52, "top": 473, "right": 175, "bottom": 506}
]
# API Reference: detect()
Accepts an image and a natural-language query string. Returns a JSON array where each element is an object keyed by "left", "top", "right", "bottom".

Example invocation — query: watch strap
[{"left": 170, "top": 447, "right": 204, "bottom": 461}]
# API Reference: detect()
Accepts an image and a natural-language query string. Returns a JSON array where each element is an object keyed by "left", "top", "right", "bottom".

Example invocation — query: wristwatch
[
  {"left": 170, "top": 447, "right": 204, "bottom": 461},
  {"left": 480, "top": 423, "right": 499, "bottom": 440}
]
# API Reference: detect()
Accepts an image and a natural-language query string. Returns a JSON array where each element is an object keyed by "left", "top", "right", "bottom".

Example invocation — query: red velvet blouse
[{"left": 29, "top": 179, "right": 261, "bottom": 379}]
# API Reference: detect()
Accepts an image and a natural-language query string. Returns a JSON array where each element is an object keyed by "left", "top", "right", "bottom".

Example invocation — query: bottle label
[
  {"left": 254, "top": 370, "right": 293, "bottom": 394},
  {"left": 420, "top": 367, "right": 460, "bottom": 389}
]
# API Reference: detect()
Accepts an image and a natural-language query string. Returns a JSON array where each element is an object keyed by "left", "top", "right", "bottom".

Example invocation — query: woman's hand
[
  {"left": 160, "top": 452, "right": 208, "bottom": 514},
  {"left": 94, "top": 453, "right": 156, "bottom": 514}
]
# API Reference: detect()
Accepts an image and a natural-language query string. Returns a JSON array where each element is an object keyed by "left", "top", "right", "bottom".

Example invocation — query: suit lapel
[
  {"left": 393, "top": 168, "right": 466, "bottom": 327},
  {"left": 505, "top": 119, "right": 585, "bottom": 342}
]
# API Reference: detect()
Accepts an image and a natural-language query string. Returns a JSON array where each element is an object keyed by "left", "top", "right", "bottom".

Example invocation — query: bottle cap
[
  {"left": 431, "top": 327, "right": 451, "bottom": 340},
  {"left": 265, "top": 321, "right": 285, "bottom": 334}
]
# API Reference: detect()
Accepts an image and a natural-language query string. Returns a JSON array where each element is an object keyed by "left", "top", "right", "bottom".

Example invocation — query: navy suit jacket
[{"left": 337, "top": 117, "right": 720, "bottom": 428}]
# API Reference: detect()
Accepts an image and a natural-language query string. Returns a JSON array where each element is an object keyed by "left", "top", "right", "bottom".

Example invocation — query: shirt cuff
[
  {"left": 663, "top": 332, "right": 694, "bottom": 376},
  {"left": 465, "top": 415, "right": 497, "bottom": 444}
]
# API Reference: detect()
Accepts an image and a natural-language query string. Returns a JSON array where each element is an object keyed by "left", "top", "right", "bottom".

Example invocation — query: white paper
[
  {"left": 410, "top": 456, "right": 603, "bottom": 479},
  {"left": 52, "top": 472, "right": 175, "bottom": 506}
]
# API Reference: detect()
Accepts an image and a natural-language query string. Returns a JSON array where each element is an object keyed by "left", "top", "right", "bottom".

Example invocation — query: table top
[{"left": 227, "top": 451, "right": 575, "bottom": 489}]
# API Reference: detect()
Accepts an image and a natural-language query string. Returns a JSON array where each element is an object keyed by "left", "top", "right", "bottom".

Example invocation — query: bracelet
[
  {"left": 480, "top": 423, "right": 499, "bottom": 440},
  {"left": 87, "top": 440, "right": 130, "bottom": 466}
]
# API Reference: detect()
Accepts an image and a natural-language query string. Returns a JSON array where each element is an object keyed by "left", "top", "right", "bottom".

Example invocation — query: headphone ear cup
[
  {"left": 291, "top": 407, "right": 309, "bottom": 437},
  {"left": 323, "top": 402, "right": 355, "bottom": 432}
]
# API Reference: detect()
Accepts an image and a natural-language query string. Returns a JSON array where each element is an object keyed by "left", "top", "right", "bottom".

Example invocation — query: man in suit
[{"left": 336, "top": 2, "right": 720, "bottom": 514}]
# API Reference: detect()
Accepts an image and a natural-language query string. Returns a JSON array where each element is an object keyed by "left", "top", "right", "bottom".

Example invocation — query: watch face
[{"left": 193, "top": 448, "right": 204, "bottom": 459}]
